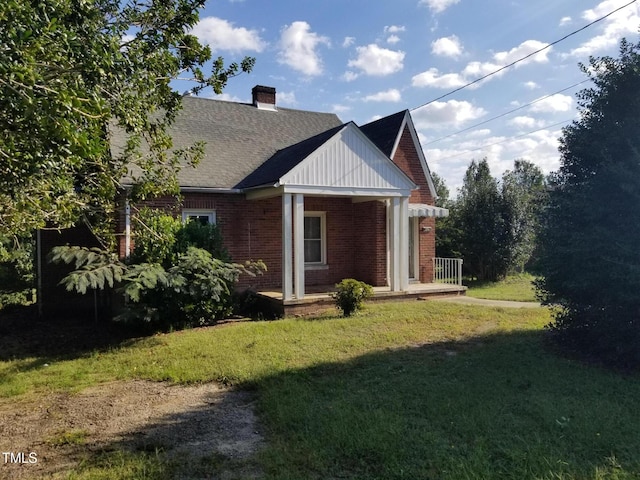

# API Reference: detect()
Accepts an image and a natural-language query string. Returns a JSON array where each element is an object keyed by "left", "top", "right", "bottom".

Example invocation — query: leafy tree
[
  {"left": 0, "top": 0, "right": 254, "bottom": 241},
  {"left": 431, "top": 172, "right": 461, "bottom": 259},
  {"left": 0, "top": 234, "right": 35, "bottom": 308},
  {"left": 536, "top": 39, "right": 640, "bottom": 368},
  {"left": 51, "top": 214, "right": 266, "bottom": 329},
  {"left": 456, "top": 159, "right": 509, "bottom": 281},
  {"left": 501, "top": 160, "right": 546, "bottom": 272}
]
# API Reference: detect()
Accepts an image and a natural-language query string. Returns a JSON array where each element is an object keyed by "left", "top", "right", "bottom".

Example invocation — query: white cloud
[
  {"left": 509, "top": 116, "right": 541, "bottom": 129},
  {"left": 493, "top": 40, "right": 550, "bottom": 65},
  {"left": 384, "top": 25, "right": 406, "bottom": 33},
  {"left": 529, "top": 94, "right": 573, "bottom": 113},
  {"left": 583, "top": 0, "right": 631, "bottom": 21},
  {"left": 278, "top": 91, "right": 297, "bottom": 105},
  {"left": 384, "top": 25, "right": 405, "bottom": 45},
  {"left": 559, "top": 16, "right": 572, "bottom": 26},
  {"left": 363, "top": 88, "right": 402, "bottom": 102},
  {"left": 413, "top": 40, "right": 550, "bottom": 89},
  {"left": 431, "top": 35, "right": 463, "bottom": 58},
  {"left": 424, "top": 128, "right": 562, "bottom": 193},
  {"left": 569, "top": 0, "right": 640, "bottom": 57},
  {"left": 343, "top": 36, "right": 355, "bottom": 48},
  {"left": 278, "top": 21, "right": 330, "bottom": 76},
  {"left": 387, "top": 35, "right": 401, "bottom": 44},
  {"left": 412, "top": 100, "right": 486, "bottom": 128},
  {"left": 342, "top": 71, "right": 359, "bottom": 82},
  {"left": 348, "top": 44, "right": 405, "bottom": 76},
  {"left": 412, "top": 68, "right": 467, "bottom": 88},
  {"left": 332, "top": 104, "right": 351, "bottom": 113},
  {"left": 191, "top": 17, "right": 266, "bottom": 53},
  {"left": 419, "top": 0, "right": 460, "bottom": 14},
  {"left": 466, "top": 128, "right": 492, "bottom": 138},
  {"left": 523, "top": 81, "right": 539, "bottom": 90},
  {"left": 207, "top": 92, "right": 244, "bottom": 102}
]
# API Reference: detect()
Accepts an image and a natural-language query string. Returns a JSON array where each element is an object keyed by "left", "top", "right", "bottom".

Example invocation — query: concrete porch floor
[{"left": 255, "top": 282, "right": 467, "bottom": 316}]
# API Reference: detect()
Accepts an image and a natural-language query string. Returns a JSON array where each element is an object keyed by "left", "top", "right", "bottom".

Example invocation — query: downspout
[{"left": 125, "top": 199, "right": 131, "bottom": 257}]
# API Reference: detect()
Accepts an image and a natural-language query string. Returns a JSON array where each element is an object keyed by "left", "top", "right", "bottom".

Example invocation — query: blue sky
[{"left": 179, "top": 0, "right": 640, "bottom": 193}]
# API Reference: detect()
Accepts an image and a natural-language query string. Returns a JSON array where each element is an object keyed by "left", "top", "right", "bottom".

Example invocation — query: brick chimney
[{"left": 252, "top": 85, "right": 277, "bottom": 111}]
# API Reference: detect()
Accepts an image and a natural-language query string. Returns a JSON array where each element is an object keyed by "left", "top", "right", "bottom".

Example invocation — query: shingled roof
[
  {"left": 359, "top": 110, "right": 407, "bottom": 157},
  {"left": 112, "top": 95, "right": 342, "bottom": 190},
  {"left": 235, "top": 123, "right": 347, "bottom": 189},
  {"left": 111, "top": 89, "right": 419, "bottom": 192}
]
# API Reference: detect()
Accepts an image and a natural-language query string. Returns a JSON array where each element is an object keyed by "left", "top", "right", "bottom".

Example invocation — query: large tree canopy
[
  {"left": 455, "top": 159, "right": 510, "bottom": 281},
  {"left": 537, "top": 38, "right": 640, "bottom": 368},
  {"left": 501, "top": 160, "right": 545, "bottom": 272},
  {"left": 0, "top": 0, "right": 253, "bottom": 242}
]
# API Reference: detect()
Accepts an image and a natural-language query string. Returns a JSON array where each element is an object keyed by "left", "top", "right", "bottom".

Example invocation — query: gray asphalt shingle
[{"left": 112, "top": 96, "right": 343, "bottom": 189}]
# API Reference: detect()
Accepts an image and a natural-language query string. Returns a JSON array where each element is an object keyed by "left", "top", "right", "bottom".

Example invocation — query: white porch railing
[{"left": 433, "top": 257, "right": 463, "bottom": 286}]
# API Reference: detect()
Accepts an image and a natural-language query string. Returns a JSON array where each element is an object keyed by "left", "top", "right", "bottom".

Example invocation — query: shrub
[
  {"left": 51, "top": 210, "right": 265, "bottom": 330},
  {"left": 0, "top": 234, "right": 35, "bottom": 309},
  {"left": 130, "top": 208, "right": 230, "bottom": 266},
  {"left": 331, "top": 279, "right": 373, "bottom": 317}
]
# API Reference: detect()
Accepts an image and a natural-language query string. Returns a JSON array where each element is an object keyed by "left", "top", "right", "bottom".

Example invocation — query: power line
[
  {"left": 431, "top": 119, "right": 573, "bottom": 164},
  {"left": 423, "top": 79, "right": 590, "bottom": 146},
  {"left": 409, "top": 0, "right": 637, "bottom": 112}
]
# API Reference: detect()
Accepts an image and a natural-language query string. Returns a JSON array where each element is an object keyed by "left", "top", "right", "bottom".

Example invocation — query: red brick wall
[
  {"left": 353, "top": 201, "right": 388, "bottom": 286},
  {"left": 392, "top": 126, "right": 435, "bottom": 205},
  {"left": 392, "top": 125, "right": 437, "bottom": 283},
  {"left": 115, "top": 193, "right": 390, "bottom": 290},
  {"left": 113, "top": 124, "right": 439, "bottom": 290}
]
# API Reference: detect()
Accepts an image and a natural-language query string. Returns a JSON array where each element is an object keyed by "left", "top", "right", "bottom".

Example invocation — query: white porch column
[
  {"left": 399, "top": 196, "right": 410, "bottom": 291},
  {"left": 293, "top": 193, "right": 305, "bottom": 299},
  {"left": 389, "top": 197, "right": 401, "bottom": 291},
  {"left": 282, "top": 194, "right": 293, "bottom": 300}
]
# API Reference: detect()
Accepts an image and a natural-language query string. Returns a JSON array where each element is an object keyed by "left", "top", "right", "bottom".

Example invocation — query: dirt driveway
[{"left": 0, "top": 380, "right": 263, "bottom": 479}]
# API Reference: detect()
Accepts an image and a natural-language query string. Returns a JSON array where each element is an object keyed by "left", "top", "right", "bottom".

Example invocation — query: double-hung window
[
  {"left": 304, "top": 212, "right": 326, "bottom": 265},
  {"left": 182, "top": 210, "right": 216, "bottom": 225}
]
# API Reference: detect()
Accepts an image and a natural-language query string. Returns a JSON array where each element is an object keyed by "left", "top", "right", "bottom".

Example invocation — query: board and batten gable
[{"left": 279, "top": 122, "right": 416, "bottom": 196}]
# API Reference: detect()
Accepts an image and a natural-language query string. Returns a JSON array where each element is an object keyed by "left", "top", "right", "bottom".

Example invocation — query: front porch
[{"left": 255, "top": 282, "right": 467, "bottom": 317}]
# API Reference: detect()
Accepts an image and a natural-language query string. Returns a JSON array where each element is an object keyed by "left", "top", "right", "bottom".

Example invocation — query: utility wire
[
  {"left": 409, "top": 0, "right": 637, "bottom": 112},
  {"left": 423, "top": 79, "right": 590, "bottom": 146},
  {"left": 431, "top": 119, "right": 573, "bottom": 163}
]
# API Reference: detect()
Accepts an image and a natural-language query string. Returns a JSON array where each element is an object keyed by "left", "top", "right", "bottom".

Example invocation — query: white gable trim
[
  {"left": 389, "top": 111, "right": 437, "bottom": 199},
  {"left": 280, "top": 122, "right": 416, "bottom": 194}
]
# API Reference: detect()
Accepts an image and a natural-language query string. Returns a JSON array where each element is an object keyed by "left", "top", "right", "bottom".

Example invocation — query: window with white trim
[
  {"left": 304, "top": 212, "right": 326, "bottom": 264},
  {"left": 182, "top": 210, "right": 216, "bottom": 225}
]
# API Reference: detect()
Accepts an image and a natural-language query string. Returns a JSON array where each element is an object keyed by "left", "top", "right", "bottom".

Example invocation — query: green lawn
[
  {"left": 465, "top": 273, "right": 538, "bottom": 302},
  {"left": 2, "top": 301, "right": 639, "bottom": 479}
]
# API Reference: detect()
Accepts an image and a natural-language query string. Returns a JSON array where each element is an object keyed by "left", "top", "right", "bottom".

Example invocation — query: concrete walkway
[{"left": 432, "top": 296, "right": 542, "bottom": 308}]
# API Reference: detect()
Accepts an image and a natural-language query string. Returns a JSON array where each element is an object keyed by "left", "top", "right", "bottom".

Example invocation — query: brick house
[{"left": 39, "top": 85, "right": 461, "bottom": 317}]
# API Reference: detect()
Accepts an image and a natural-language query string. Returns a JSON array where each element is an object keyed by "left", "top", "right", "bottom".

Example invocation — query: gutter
[{"left": 180, "top": 187, "right": 244, "bottom": 194}]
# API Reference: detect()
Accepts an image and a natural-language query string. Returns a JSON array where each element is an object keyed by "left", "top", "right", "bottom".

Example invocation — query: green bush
[
  {"left": 130, "top": 208, "right": 230, "bottom": 266},
  {"left": 0, "top": 234, "right": 35, "bottom": 309},
  {"left": 51, "top": 210, "right": 264, "bottom": 330},
  {"left": 125, "top": 247, "right": 243, "bottom": 329},
  {"left": 331, "top": 279, "right": 373, "bottom": 317}
]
